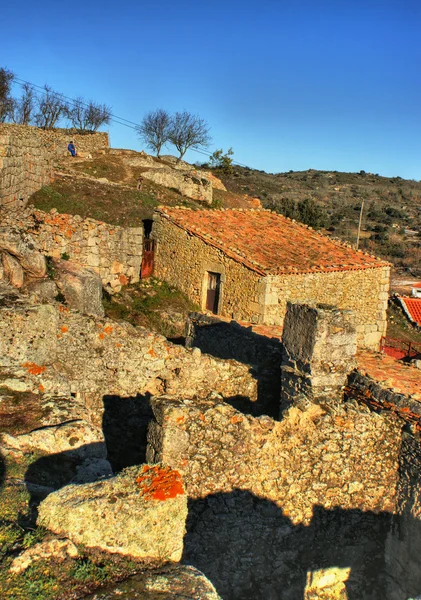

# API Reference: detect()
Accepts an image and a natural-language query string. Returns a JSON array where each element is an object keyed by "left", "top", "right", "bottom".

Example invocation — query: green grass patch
[{"left": 104, "top": 278, "right": 199, "bottom": 339}]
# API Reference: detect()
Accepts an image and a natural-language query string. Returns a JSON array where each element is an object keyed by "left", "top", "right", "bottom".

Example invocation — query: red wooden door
[
  {"left": 206, "top": 272, "right": 220, "bottom": 313},
  {"left": 141, "top": 240, "right": 155, "bottom": 278}
]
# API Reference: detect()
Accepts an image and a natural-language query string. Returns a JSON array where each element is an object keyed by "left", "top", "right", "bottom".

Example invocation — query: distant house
[
  {"left": 411, "top": 283, "right": 421, "bottom": 299},
  {"left": 152, "top": 207, "right": 390, "bottom": 349},
  {"left": 400, "top": 297, "right": 421, "bottom": 327}
]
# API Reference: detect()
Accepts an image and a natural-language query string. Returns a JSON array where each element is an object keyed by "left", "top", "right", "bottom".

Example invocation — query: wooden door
[
  {"left": 206, "top": 272, "right": 220, "bottom": 313},
  {"left": 141, "top": 239, "right": 155, "bottom": 278}
]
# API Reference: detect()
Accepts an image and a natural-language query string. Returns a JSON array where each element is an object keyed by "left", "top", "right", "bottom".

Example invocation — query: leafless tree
[
  {"left": 168, "top": 111, "right": 211, "bottom": 162},
  {"left": 136, "top": 109, "right": 172, "bottom": 157},
  {"left": 67, "top": 97, "right": 111, "bottom": 132},
  {"left": 0, "top": 67, "right": 15, "bottom": 122},
  {"left": 15, "top": 82, "right": 35, "bottom": 125},
  {"left": 34, "top": 85, "right": 67, "bottom": 129}
]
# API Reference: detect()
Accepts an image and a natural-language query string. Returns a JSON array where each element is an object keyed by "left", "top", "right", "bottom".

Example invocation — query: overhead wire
[{"left": 12, "top": 76, "right": 250, "bottom": 168}]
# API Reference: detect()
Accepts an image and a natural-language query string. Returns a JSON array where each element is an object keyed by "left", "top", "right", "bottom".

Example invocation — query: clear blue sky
[{"left": 1, "top": 0, "right": 420, "bottom": 179}]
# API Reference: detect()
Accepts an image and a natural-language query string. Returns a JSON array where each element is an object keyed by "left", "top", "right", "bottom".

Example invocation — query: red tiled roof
[
  {"left": 400, "top": 297, "right": 421, "bottom": 326},
  {"left": 157, "top": 207, "right": 389, "bottom": 276},
  {"left": 413, "top": 283, "right": 421, "bottom": 289}
]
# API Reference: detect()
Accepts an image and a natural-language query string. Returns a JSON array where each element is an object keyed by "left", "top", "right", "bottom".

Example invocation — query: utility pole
[{"left": 356, "top": 200, "right": 365, "bottom": 250}]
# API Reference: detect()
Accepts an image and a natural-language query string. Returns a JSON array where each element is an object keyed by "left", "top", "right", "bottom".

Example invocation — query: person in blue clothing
[{"left": 67, "top": 141, "right": 77, "bottom": 157}]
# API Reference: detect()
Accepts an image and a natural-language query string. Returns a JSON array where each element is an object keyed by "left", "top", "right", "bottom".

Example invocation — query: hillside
[
  {"left": 30, "top": 151, "right": 258, "bottom": 227},
  {"left": 212, "top": 166, "right": 421, "bottom": 275}
]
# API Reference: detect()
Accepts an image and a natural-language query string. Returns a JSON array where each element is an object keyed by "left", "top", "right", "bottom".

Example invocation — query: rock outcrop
[
  {"left": 38, "top": 464, "right": 187, "bottom": 561},
  {"left": 54, "top": 259, "right": 104, "bottom": 317},
  {"left": 86, "top": 564, "right": 221, "bottom": 599},
  {"left": 142, "top": 166, "right": 213, "bottom": 204}
]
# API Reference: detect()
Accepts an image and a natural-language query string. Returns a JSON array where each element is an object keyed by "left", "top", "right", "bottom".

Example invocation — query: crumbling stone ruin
[
  {"left": 1, "top": 127, "right": 421, "bottom": 598},
  {"left": 1, "top": 270, "right": 421, "bottom": 599}
]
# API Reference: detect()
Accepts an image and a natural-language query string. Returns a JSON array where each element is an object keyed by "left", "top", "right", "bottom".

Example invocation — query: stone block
[{"left": 37, "top": 464, "right": 187, "bottom": 561}]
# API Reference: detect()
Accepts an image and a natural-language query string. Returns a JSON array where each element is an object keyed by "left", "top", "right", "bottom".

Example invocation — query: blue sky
[{"left": 2, "top": 0, "right": 420, "bottom": 178}]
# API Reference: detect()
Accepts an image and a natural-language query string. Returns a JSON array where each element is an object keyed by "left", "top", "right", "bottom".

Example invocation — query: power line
[{"left": 12, "top": 76, "right": 250, "bottom": 168}]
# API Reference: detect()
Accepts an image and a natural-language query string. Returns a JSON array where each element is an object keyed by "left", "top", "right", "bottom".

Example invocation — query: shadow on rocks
[{"left": 182, "top": 489, "right": 398, "bottom": 600}]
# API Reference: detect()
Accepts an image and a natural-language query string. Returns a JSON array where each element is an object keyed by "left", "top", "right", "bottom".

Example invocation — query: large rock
[
  {"left": 0, "top": 227, "right": 46, "bottom": 278},
  {"left": 142, "top": 167, "right": 213, "bottom": 204},
  {"left": 37, "top": 464, "right": 187, "bottom": 560},
  {"left": 54, "top": 259, "right": 104, "bottom": 317},
  {"left": 86, "top": 565, "right": 221, "bottom": 599},
  {"left": 24, "top": 278, "right": 58, "bottom": 303},
  {"left": 1, "top": 251, "right": 24, "bottom": 287}
]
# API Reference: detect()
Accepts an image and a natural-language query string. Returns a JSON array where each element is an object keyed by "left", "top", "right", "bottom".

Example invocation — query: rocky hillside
[
  {"left": 212, "top": 166, "right": 421, "bottom": 275},
  {"left": 29, "top": 150, "right": 259, "bottom": 227}
]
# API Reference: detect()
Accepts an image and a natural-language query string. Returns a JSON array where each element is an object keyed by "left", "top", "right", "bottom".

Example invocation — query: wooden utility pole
[{"left": 356, "top": 200, "right": 365, "bottom": 250}]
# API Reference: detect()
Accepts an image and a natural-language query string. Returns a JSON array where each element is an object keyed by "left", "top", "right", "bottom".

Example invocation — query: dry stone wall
[
  {"left": 146, "top": 395, "right": 401, "bottom": 599},
  {"left": 0, "top": 297, "right": 257, "bottom": 429},
  {"left": 0, "top": 129, "right": 52, "bottom": 208},
  {"left": 264, "top": 266, "right": 390, "bottom": 349},
  {"left": 153, "top": 214, "right": 264, "bottom": 322},
  {"left": 0, "top": 124, "right": 108, "bottom": 209},
  {"left": 5, "top": 207, "right": 143, "bottom": 291}
]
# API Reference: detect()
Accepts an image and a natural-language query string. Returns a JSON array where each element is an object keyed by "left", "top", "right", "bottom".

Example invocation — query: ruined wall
[
  {"left": 0, "top": 130, "right": 52, "bottom": 208},
  {"left": 385, "top": 434, "right": 421, "bottom": 600},
  {"left": 0, "top": 300, "right": 257, "bottom": 430},
  {"left": 264, "top": 266, "right": 390, "bottom": 349},
  {"left": 146, "top": 395, "right": 401, "bottom": 599},
  {"left": 0, "top": 124, "right": 108, "bottom": 209},
  {"left": 23, "top": 208, "right": 143, "bottom": 291},
  {"left": 186, "top": 312, "right": 282, "bottom": 416},
  {"left": 153, "top": 214, "right": 264, "bottom": 322}
]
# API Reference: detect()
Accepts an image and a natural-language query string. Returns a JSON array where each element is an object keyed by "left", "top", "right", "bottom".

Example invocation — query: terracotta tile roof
[
  {"left": 400, "top": 297, "right": 421, "bottom": 326},
  {"left": 413, "top": 282, "right": 421, "bottom": 289},
  {"left": 157, "top": 207, "right": 389, "bottom": 276}
]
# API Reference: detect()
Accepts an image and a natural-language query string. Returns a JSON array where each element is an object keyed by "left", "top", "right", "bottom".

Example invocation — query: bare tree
[
  {"left": 34, "top": 85, "right": 67, "bottom": 129},
  {"left": 0, "top": 67, "right": 15, "bottom": 122},
  {"left": 168, "top": 111, "right": 211, "bottom": 162},
  {"left": 136, "top": 109, "right": 171, "bottom": 157},
  {"left": 15, "top": 82, "right": 35, "bottom": 125},
  {"left": 67, "top": 97, "right": 111, "bottom": 132}
]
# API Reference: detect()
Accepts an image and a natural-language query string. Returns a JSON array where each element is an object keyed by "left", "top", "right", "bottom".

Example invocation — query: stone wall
[
  {"left": 186, "top": 312, "right": 283, "bottom": 416},
  {"left": 146, "top": 395, "right": 401, "bottom": 599},
  {"left": 0, "top": 124, "right": 109, "bottom": 158},
  {"left": 20, "top": 208, "right": 143, "bottom": 291},
  {"left": 263, "top": 266, "right": 390, "bottom": 349},
  {"left": 0, "top": 129, "right": 52, "bottom": 208},
  {"left": 384, "top": 434, "right": 421, "bottom": 600},
  {"left": 0, "top": 124, "right": 108, "bottom": 209},
  {"left": 0, "top": 298, "right": 257, "bottom": 430},
  {"left": 153, "top": 213, "right": 264, "bottom": 322}
]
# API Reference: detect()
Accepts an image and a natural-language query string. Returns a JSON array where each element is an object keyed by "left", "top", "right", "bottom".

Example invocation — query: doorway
[{"left": 205, "top": 272, "right": 221, "bottom": 314}]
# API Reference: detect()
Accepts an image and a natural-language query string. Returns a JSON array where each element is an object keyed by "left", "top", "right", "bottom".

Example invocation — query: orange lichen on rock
[
  {"left": 230, "top": 415, "right": 243, "bottom": 424},
  {"left": 61, "top": 326, "right": 68, "bottom": 334},
  {"left": 119, "top": 274, "right": 129, "bottom": 285},
  {"left": 176, "top": 416, "right": 185, "bottom": 424},
  {"left": 22, "top": 362, "right": 46, "bottom": 376},
  {"left": 136, "top": 465, "right": 184, "bottom": 501},
  {"left": 147, "top": 347, "right": 157, "bottom": 358},
  {"left": 98, "top": 333, "right": 105, "bottom": 340},
  {"left": 58, "top": 305, "right": 69, "bottom": 313},
  {"left": 103, "top": 326, "right": 113, "bottom": 335}
]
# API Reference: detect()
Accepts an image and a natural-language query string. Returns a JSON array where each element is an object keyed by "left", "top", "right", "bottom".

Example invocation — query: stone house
[{"left": 152, "top": 207, "right": 390, "bottom": 349}]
